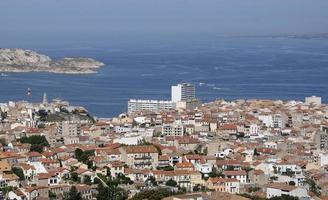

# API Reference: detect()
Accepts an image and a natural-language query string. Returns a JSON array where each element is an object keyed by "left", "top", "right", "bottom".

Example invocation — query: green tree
[
  {"left": 306, "top": 178, "right": 321, "bottom": 196},
  {"left": 96, "top": 183, "right": 128, "bottom": 200},
  {"left": 105, "top": 166, "right": 111, "bottom": 176},
  {"left": 20, "top": 135, "right": 49, "bottom": 153},
  {"left": 63, "top": 186, "right": 83, "bottom": 200},
  {"left": 145, "top": 176, "right": 157, "bottom": 187},
  {"left": 284, "top": 168, "right": 295, "bottom": 177},
  {"left": 116, "top": 173, "right": 133, "bottom": 185},
  {"left": 240, "top": 193, "right": 266, "bottom": 200},
  {"left": 70, "top": 172, "right": 80, "bottom": 183},
  {"left": 74, "top": 148, "right": 94, "bottom": 168},
  {"left": 253, "top": 148, "right": 260, "bottom": 156},
  {"left": 84, "top": 175, "right": 92, "bottom": 185},
  {"left": 226, "top": 165, "right": 235, "bottom": 171},
  {"left": 74, "top": 148, "right": 83, "bottom": 160},
  {"left": 289, "top": 181, "right": 296, "bottom": 186},
  {"left": 157, "top": 165, "right": 174, "bottom": 171},
  {"left": 49, "top": 191, "right": 57, "bottom": 199},
  {"left": 0, "top": 186, "right": 13, "bottom": 195},
  {"left": 131, "top": 188, "right": 178, "bottom": 200},
  {"left": 208, "top": 167, "right": 222, "bottom": 178},
  {"left": 0, "top": 138, "right": 6, "bottom": 146},
  {"left": 12, "top": 167, "right": 25, "bottom": 181},
  {"left": 193, "top": 184, "right": 206, "bottom": 192},
  {"left": 248, "top": 187, "right": 261, "bottom": 193},
  {"left": 242, "top": 166, "right": 254, "bottom": 172},
  {"left": 165, "top": 179, "right": 177, "bottom": 187}
]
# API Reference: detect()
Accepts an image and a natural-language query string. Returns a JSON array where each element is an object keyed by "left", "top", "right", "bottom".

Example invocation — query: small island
[{"left": 0, "top": 48, "right": 104, "bottom": 74}]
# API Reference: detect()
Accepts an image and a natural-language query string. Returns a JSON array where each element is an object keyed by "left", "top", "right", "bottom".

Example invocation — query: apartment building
[
  {"left": 128, "top": 99, "right": 175, "bottom": 113},
  {"left": 119, "top": 145, "right": 159, "bottom": 169}
]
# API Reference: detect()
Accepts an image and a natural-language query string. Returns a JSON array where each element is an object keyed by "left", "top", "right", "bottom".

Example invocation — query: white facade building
[
  {"left": 171, "top": 83, "right": 195, "bottom": 103},
  {"left": 305, "top": 96, "right": 322, "bottom": 105},
  {"left": 258, "top": 114, "right": 273, "bottom": 128},
  {"left": 319, "top": 153, "right": 328, "bottom": 167},
  {"left": 162, "top": 123, "right": 184, "bottom": 136},
  {"left": 196, "top": 163, "right": 213, "bottom": 175},
  {"left": 113, "top": 136, "right": 143, "bottom": 145},
  {"left": 128, "top": 99, "right": 175, "bottom": 113},
  {"left": 249, "top": 124, "right": 259, "bottom": 136},
  {"left": 264, "top": 142, "right": 278, "bottom": 149},
  {"left": 114, "top": 124, "right": 132, "bottom": 134},
  {"left": 223, "top": 170, "right": 247, "bottom": 184},
  {"left": 272, "top": 114, "right": 283, "bottom": 128},
  {"left": 266, "top": 184, "right": 309, "bottom": 199}
]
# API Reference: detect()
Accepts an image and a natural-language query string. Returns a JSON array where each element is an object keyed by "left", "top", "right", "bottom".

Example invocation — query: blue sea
[{"left": 1, "top": 36, "right": 328, "bottom": 117}]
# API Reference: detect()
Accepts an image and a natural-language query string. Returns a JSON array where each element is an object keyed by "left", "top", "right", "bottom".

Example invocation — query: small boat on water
[{"left": 0, "top": 73, "right": 8, "bottom": 77}]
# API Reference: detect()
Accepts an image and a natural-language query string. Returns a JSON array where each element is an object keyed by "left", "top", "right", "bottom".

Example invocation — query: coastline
[
  {"left": 0, "top": 68, "right": 100, "bottom": 74},
  {"left": 0, "top": 48, "right": 105, "bottom": 74}
]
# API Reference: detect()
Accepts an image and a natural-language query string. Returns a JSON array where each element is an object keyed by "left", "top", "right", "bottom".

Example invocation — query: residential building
[
  {"left": 266, "top": 183, "right": 309, "bottom": 199},
  {"left": 171, "top": 83, "right": 196, "bottom": 103},
  {"left": 162, "top": 123, "right": 184, "bottom": 136},
  {"left": 305, "top": 96, "right": 321, "bottom": 105},
  {"left": 128, "top": 99, "right": 175, "bottom": 113},
  {"left": 223, "top": 170, "right": 247, "bottom": 184},
  {"left": 207, "top": 177, "right": 240, "bottom": 194},
  {"left": 119, "top": 145, "right": 159, "bottom": 169}
]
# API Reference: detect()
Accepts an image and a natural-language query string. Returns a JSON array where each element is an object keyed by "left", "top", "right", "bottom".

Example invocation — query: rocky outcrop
[{"left": 0, "top": 48, "right": 104, "bottom": 74}]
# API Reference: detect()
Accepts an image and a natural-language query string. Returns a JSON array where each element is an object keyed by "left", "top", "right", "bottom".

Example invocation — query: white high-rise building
[
  {"left": 43, "top": 93, "right": 48, "bottom": 105},
  {"left": 128, "top": 99, "right": 175, "bottom": 113},
  {"left": 171, "top": 83, "right": 195, "bottom": 103}
]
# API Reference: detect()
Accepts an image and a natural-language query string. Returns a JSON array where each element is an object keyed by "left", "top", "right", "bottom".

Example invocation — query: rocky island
[{"left": 0, "top": 48, "right": 104, "bottom": 74}]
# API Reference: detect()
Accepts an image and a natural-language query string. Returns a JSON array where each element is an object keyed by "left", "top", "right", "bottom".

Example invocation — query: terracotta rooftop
[
  {"left": 266, "top": 183, "right": 297, "bottom": 192},
  {"left": 220, "top": 124, "right": 237, "bottom": 130},
  {"left": 223, "top": 170, "right": 247, "bottom": 176},
  {"left": 176, "top": 162, "right": 194, "bottom": 169},
  {"left": 208, "top": 177, "right": 239, "bottom": 183},
  {"left": 125, "top": 145, "right": 158, "bottom": 154}
]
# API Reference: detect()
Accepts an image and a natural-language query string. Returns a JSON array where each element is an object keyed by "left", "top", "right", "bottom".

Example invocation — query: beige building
[
  {"left": 119, "top": 145, "right": 159, "bottom": 169},
  {"left": 207, "top": 177, "right": 240, "bottom": 194},
  {"left": 153, "top": 170, "right": 203, "bottom": 190},
  {"left": 59, "top": 121, "right": 81, "bottom": 137},
  {"left": 248, "top": 169, "right": 267, "bottom": 186}
]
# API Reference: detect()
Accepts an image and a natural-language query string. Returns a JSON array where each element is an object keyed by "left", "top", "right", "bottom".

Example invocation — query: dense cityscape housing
[{"left": 0, "top": 90, "right": 327, "bottom": 199}]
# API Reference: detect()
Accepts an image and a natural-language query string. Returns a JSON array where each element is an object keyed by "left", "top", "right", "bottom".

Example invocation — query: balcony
[
  {"left": 134, "top": 161, "right": 152, "bottom": 166},
  {"left": 134, "top": 156, "right": 152, "bottom": 160}
]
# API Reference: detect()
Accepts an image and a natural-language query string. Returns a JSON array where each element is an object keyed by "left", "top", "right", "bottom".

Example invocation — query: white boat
[
  {"left": 0, "top": 73, "right": 8, "bottom": 77},
  {"left": 213, "top": 87, "right": 222, "bottom": 90}
]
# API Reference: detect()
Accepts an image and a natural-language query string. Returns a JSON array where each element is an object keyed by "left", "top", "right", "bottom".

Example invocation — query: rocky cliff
[{"left": 0, "top": 48, "right": 104, "bottom": 74}]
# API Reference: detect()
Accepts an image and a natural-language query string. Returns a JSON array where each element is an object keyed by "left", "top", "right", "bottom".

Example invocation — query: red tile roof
[
  {"left": 208, "top": 177, "right": 239, "bottom": 183},
  {"left": 125, "top": 145, "right": 158, "bottom": 154},
  {"left": 223, "top": 170, "right": 247, "bottom": 176}
]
